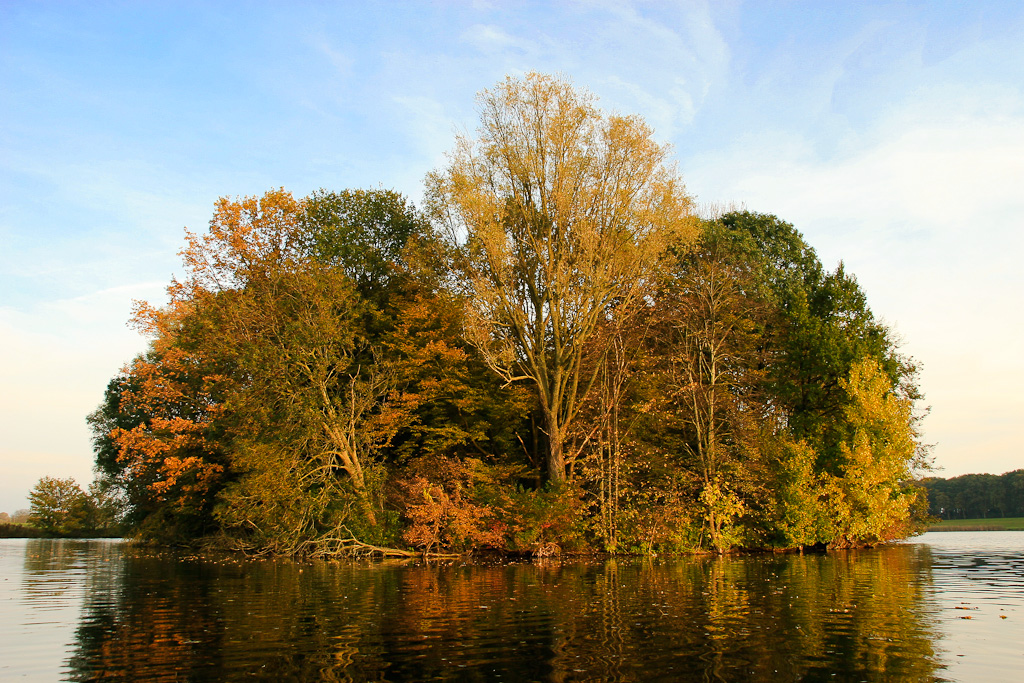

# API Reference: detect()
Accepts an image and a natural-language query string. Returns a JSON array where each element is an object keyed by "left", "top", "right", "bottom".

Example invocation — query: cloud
[
  {"left": 312, "top": 37, "right": 354, "bottom": 77},
  {"left": 567, "top": 1, "right": 730, "bottom": 137},
  {"left": 460, "top": 24, "right": 536, "bottom": 55},
  {"left": 687, "top": 80, "right": 1024, "bottom": 270},
  {"left": 447, "top": 3, "right": 732, "bottom": 141}
]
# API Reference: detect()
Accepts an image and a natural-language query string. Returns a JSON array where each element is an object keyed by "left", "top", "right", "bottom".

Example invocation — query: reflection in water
[
  {"left": 30, "top": 542, "right": 950, "bottom": 682},
  {"left": 0, "top": 539, "right": 122, "bottom": 681},
  {"left": 910, "top": 532, "right": 1024, "bottom": 682}
]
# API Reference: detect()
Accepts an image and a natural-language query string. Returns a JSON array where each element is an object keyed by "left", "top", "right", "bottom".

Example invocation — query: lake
[{"left": 1, "top": 532, "right": 1021, "bottom": 681}]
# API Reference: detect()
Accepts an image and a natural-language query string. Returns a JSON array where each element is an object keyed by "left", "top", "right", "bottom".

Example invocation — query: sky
[{"left": 1, "top": 0, "right": 1022, "bottom": 514}]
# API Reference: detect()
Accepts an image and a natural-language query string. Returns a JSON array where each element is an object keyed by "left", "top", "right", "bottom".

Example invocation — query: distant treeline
[
  {"left": 922, "top": 470, "right": 1024, "bottom": 520},
  {"left": 0, "top": 523, "right": 45, "bottom": 538}
]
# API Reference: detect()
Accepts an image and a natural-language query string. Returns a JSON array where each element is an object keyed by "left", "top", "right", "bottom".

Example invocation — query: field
[{"left": 928, "top": 517, "right": 1024, "bottom": 531}]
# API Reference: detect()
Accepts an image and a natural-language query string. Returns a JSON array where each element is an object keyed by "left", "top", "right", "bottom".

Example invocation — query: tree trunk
[{"left": 544, "top": 408, "right": 567, "bottom": 484}]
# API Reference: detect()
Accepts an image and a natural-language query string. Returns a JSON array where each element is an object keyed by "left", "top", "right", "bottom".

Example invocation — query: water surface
[{"left": 1, "top": 532, "right": 1021, "bottom": 681}]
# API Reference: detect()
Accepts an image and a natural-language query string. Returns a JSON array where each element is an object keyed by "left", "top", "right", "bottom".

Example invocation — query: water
[{"left": 1, "top": 533, "right": 1021, "bottom": 681}]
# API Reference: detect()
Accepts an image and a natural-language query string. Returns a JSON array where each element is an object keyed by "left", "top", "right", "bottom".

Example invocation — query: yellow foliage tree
[
  {"left": 427, "top": 72, "right": 697, "bottom": 483},
  {"left": 826, "top": 358, "right": 922, "bottom": 547}
]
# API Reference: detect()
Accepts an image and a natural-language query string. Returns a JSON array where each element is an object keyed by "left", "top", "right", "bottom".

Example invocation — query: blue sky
[{"left": 2, "top": 0, "right": 1022, "bottom": 513}]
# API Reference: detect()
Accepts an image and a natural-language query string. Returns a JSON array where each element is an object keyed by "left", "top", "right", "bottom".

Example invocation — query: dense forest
[
  {"left": 80, "top": 74, "right": 929, "bottom": 555},
  {"left": 922, "top": 471, "right": 1024, "bottom": 519}
]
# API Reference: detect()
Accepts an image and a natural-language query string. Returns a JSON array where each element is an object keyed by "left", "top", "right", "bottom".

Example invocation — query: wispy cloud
[{"left": 460, "top": 24, "right": 536, "bottom": 54}]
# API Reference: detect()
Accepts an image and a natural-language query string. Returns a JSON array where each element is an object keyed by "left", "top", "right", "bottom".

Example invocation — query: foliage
[
  {"left": 27, "top": 476, "right": 116, "bottom": 537},
  {"left": 399, "top": 457, "right": 505, "bottom": 554},
  {"left": 98, "top": 348, "right": 229, "bottom": 539},
  {"left": 757, "top": 435, "right": 830, "bottom": 548},
  {"left": 80, "top": 74, "right": 929, "bottom": 556},
  {"left": 715, "top": 212, "right": 919, "bottom": 459},
  {"left": 426, "top": 72, "right": 697, "bottom": 484},
  {"left": 823, "top": 358, "right": 923, "bottom": 547},
  {"left": 0, "top": 523, "right": 45, "bottom": 538},
  {"left": 302, "top": 188, "right": 426, "bottom": 300},
  {"left": 641, "top": 221, "right": 770, "bottom": 549}
]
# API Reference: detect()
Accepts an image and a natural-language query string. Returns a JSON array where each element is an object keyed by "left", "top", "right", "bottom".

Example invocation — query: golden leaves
[{"left": 426, "top": 73, "right": 699, "bottom": 481}]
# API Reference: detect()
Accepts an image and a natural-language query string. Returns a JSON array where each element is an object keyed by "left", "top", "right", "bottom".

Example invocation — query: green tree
[
  {"left": 28, "top": 477, "right": 96, "bottom": 536},
  {"left": 301, "top": 189, "right": 427, "bottom": 301},
  {"left": 644, "top": 223, "right": 770, "bottom": 549},
  {"left": 922, "top": 470, "right": 1024, "bottom": 519},
  {"left": 717, "top": 212, "right": 919, "bottom": 456}
]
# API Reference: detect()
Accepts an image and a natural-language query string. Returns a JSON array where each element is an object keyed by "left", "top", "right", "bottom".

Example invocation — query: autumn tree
[
  {"left": 639, "top": 224, "right": 770, "bottom": 549},
  {"left": 91, "top": 195, "right": 308, "bottom": 539},
  {"left": 170, "top": 190, "right": 424, "bottom": 545},
  {"left": 84, "top": 79, "right": 930, "bottom": 554},
  {"left": 92, "top": 343, "right": 230, "bottom": 539},
  {"left": 825, "top": 358, "right": 925, "bottom": 546},
  {"left": 427, "top": 72, "right": 697, "bottom": 484}
]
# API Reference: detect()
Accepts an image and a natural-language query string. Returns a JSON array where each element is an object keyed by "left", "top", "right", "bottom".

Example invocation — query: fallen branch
[{"left": 302, "top": 530, "right": 417, "bottom": 558}]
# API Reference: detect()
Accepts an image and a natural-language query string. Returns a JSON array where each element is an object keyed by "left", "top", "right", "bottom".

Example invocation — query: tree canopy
[
  {"left": 27, "top": 476, "right": 117, "bottom": 537},
  {"left": 922, "top": 470, "right": 1024, "bottom": 519},
  {"left": 426, "top": 73, "right": 698, "bottom": 484},
  {"left": 78, "top": 74, "right": 929, "bottom": 556}
]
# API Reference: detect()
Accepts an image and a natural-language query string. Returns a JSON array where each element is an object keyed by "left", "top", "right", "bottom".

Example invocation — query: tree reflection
[{"left": 62, "top": 544, "right": 943, "bottom": 681}]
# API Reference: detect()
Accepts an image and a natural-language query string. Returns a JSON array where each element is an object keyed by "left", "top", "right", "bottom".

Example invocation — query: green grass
[{"left": 928, "top": 517, "right": 1024, "bottom": 531}]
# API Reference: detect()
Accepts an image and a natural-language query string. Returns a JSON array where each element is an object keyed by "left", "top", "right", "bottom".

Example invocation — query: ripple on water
[
  {"left": 3, "top": 536, "right": 1024, "bottom": 681},
  {"left": 904, "top": 532, "right": 1024, "bottom": 682}
]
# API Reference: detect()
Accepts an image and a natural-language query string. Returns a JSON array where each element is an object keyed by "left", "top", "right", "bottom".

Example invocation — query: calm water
[{"left": 1, "top": 533, "right": 1021, "bottom": 681}]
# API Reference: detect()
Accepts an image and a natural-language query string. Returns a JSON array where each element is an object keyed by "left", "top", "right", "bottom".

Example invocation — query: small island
[{"left": 42, "top": 75, "right": 938, "bottom": 556}]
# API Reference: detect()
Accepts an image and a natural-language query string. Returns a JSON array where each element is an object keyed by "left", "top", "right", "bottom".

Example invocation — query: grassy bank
[{"left": 928, "top": 517, "right": 1024, "bottom": 532}]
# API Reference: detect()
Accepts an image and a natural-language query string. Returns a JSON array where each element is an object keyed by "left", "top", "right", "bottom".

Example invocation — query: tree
[
  {"left": 427, "top": 72, "right": 697, "bottom": 483},
  {"left": 88, "top": 371, "right": 162, "bottom": 527},
  {"left": 169, "top": 190, "right": 409, "bottom": 542},
  {"left": 101, "top": 345, "right": 230, "bottom": 538},
  {"left": 825, "top": 358, "right": 923, "bottom": 546},
  {"left": 716, "top": 212, "right": 919, "bottom": 456},
  {"left": 12, "top": 509, "right": 31, "bottom": 524},
  {"left": 302, "top": 189, "right": 427, "bottom": 301},
  {"left": 922, "top": 470, "right": 1024, "bottom": 519},
  {"left": 28, "top": 477, "right": 96, "bottom": 536},
  {"left": 639, "top": 223, "right": 770, "bottom": 549}
]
